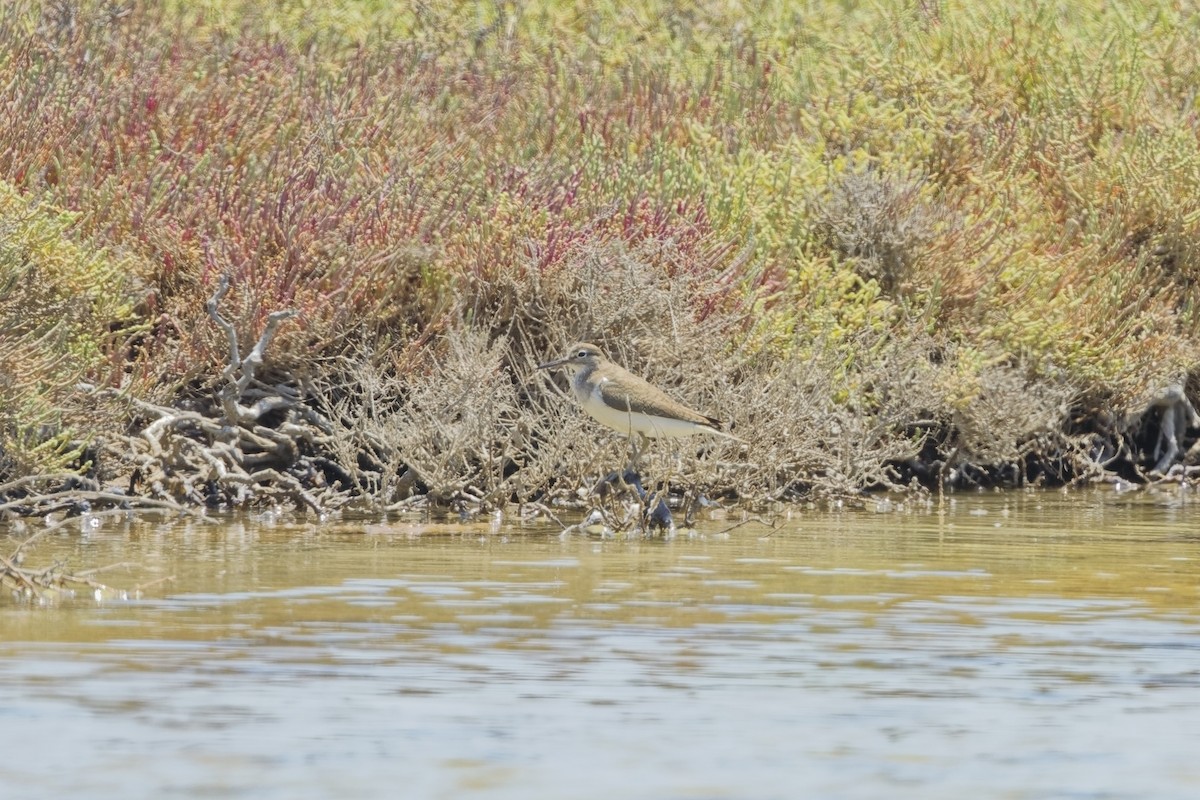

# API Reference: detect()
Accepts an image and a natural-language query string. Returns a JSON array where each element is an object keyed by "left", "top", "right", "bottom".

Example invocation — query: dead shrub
[
  {"left": 313, "top": 237, "right": 1101, "bottom": 509},
  {"left": 941, "top": 355, "right": 1077, "bottom": 473},
  {"left": 420, "top": 239, "right": 943, "bottom": 505},
  {"left": 814, "top": 170, "right": 944, "bottom": 296}
]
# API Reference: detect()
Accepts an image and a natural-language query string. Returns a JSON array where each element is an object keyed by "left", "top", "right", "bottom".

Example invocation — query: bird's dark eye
[{"left": 577, "top": 350, "right": 588, "bottom": 357}]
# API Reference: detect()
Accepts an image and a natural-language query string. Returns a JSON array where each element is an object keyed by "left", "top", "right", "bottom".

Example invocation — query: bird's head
[{"left": 537, "top": 342, "right": 605, "bottom": 373}]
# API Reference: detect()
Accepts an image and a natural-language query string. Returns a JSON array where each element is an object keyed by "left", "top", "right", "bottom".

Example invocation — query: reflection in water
[{"left": 1, "top": 491, "right": 1199, "bottom": 799}]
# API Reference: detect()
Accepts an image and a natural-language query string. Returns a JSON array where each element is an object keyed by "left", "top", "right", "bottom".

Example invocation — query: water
[{"left": 1, "top": 490, "right": 1199, "bottom": 799}]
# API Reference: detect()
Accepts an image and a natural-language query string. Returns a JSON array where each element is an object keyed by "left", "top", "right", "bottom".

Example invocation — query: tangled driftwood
[{"left": 123, "top": 276, "right": 342, "bottom": 512}]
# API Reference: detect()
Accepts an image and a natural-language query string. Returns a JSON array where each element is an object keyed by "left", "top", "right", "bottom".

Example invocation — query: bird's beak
[{"left": 537, "top": 356, "right": 568, "bottom": 370}]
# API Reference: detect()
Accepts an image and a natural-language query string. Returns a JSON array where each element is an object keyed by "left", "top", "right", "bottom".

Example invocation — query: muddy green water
[{"left": 2, "top": 491, "right": 1199, "bottom": 799}]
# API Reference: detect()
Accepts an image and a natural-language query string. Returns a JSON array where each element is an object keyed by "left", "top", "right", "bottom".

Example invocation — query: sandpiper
[{"left": 537, "top": 342, "right": 743, "bottom": 448}]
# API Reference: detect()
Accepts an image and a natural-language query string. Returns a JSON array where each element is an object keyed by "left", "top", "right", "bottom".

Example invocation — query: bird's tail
[{"left": 702, "top": 419, "right": 746, "bottom": 444}]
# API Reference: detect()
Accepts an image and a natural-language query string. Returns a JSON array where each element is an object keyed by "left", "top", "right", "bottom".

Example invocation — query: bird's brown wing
[{"left": 595, "top": 367, "right": 718, "bottom": 428}]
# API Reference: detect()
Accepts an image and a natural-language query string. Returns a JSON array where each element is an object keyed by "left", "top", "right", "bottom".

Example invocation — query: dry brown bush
[
  {"left": 949, "top": 362, "right": 1074, "bottom": 467},
  {"left": 813, "top": 170, "right": 946, "bottom": 296},
  {"left": 308, "top": 239, "right": 969, "bottom": 509}
]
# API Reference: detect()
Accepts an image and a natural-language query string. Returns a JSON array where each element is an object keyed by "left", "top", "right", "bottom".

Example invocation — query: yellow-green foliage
[
  {"left": 2, "top": 0, "right": 1200, "bottom": 454},
  {"left": 0, "top": 181, "right": 146, "bottom": 476}
]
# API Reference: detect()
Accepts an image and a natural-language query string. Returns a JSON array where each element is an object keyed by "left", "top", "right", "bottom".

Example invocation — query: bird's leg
[{"left": 625, "top": 433, "right": 647, "bottom": 478}]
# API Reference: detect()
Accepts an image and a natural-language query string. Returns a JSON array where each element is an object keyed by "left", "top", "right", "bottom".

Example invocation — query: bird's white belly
[{"left": 577, "top": 385, "right": 699, "bottom": 439}]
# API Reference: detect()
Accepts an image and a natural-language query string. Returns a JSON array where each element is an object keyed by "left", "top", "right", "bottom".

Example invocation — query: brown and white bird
[{"left": 537, "top": 342, "right": 743, "bottom": 445}]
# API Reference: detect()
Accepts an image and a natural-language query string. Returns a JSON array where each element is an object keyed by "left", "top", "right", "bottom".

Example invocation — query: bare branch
[
  {"left": 205, "top": 275, "right": 240, "bottom": 382},
  {"left": 239, "top": 309, "right": 299, "bottom": 393}
]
